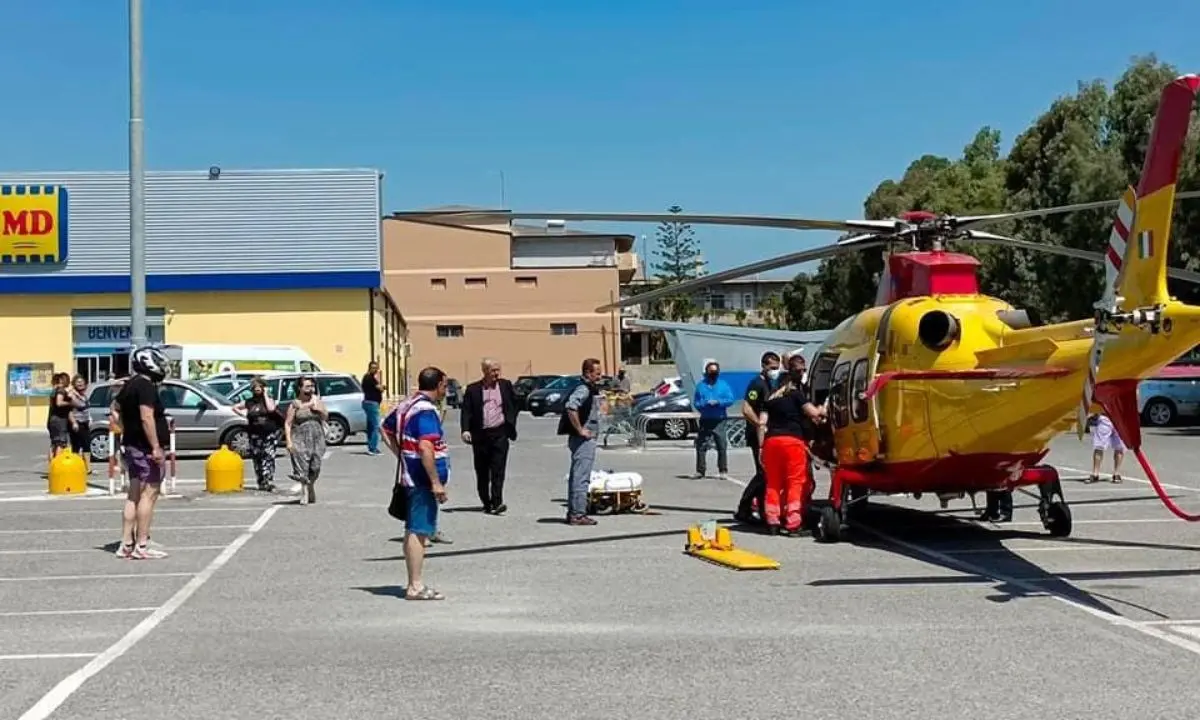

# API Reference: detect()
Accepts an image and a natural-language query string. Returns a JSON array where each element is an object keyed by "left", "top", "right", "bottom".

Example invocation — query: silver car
[
  {"left": 225, "top": 372, "right": 367, "bottom": 445},
  {"left": 86, "top": 378, "right": 251, "bottom": 461},
  {"left": 198, "top": 371, "right": 284, "bottom": 398}
]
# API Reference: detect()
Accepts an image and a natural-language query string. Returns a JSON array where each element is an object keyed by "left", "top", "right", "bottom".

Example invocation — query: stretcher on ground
[
  {"left": 684, "top": 521, "right": 780, "bottom": 571},
  {"left": 584, "top": 469, "right": 649, "bottom": 514}
]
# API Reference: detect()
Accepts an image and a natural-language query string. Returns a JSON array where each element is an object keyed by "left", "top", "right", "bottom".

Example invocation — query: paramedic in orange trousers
[
  {"left": 758, "top": 353, "right": 826, "bottom": 535},
  {"left": 734, "top": 351, "right": 781, "bottom": 524}
]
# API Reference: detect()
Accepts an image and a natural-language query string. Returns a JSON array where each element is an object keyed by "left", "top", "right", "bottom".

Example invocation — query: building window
[
  {"left": 709, "top": 294, "right": 727, "bottom": 310},
  {"left": 430, "top": 278, "right": 447, "bottom": 289},
  {"left": 515, "top": 276, "right": 538, "bottom": 288},
  {"left": 464, "top": 277, "right": 487, "bottom": 289},
  {"left": 550, "top": 323, "right": 578, "bottom": 336},
  {"left": 742, "top": 293, "right": 754, "bottom": 310},
  {"left": 436, "top": 325, "right": 464, "bottom": 338}
]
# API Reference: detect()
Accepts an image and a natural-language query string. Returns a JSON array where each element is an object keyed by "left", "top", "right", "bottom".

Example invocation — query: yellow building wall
[{"left": 0, "top": 289, "right": 376, "bottom": 428}]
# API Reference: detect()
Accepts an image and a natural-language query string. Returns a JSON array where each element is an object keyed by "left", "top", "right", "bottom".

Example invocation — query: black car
[
  {"left": 445, "top": 378, "right": 462, "bottom": 409},
  {"left": 525, "top": 374, "right": 616, "bottom": 417},
  {"left": 632, "top": 391, "right": 699, "bottom": 440},
  {"left": 514, "top": 374, "right": 564, "bottom": 410}
]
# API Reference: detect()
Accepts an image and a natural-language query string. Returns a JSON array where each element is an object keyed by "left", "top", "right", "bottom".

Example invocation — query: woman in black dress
[
  {"left": 233, "top": 377, "right": 282, "bottom": 491},
  {"left": 47, "top": 373, "right": 73, "bottom": 458},
  {"left": 757, "top": 354, "right": 826, "bottom": 535}
]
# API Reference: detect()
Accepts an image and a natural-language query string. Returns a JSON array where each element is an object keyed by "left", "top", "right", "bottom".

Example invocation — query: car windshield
[
  {"left": 544, "top": 375, "right": 578, "bottom": 390},
  {"left": 185, "top": 380, "right": 233, "bottom": 406}
]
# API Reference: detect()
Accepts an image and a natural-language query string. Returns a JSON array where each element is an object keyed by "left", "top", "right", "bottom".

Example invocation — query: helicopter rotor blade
[
  {"left": 391, "top": 209, "right": 899, "bottom": 235},
  {"left": 962, "top": 230, "right": 1200, "bottom": 285},
  {"left": 958, "top": 189, "right": 1200, "bottom": 230},
  {"left": 595, "top": 234, "right": 887, "bottom": 313}
]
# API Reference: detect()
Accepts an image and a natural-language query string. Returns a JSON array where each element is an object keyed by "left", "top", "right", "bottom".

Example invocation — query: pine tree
[{"left": 651, "top": 205, "right": 706, "bottom": 321}]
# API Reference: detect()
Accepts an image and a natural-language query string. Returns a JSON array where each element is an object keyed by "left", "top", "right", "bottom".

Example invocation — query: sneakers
[
  {"left": 131, "top": 544, "right": 168, "bottom": 560},
  {"left": 116, "top": 542, "right": 168, "bottom": 560}
]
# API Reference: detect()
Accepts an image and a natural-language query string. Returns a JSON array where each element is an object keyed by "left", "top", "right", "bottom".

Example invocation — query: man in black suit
[{"left": 460, "top": 358, "right": 519, "bottom": 514}]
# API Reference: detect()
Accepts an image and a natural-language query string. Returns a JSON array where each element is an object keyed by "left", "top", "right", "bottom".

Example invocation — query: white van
[{"left": 160, "top": 344, "right": 322, "bottom": 380}]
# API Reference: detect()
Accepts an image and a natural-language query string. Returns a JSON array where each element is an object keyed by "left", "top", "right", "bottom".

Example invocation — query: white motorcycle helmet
[{"left": 130, "top": 345, "right": 170, "bottom": 382}]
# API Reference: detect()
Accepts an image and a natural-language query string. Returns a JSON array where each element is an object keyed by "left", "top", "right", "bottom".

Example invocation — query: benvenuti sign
[{"left": 0, "top": 184, "right": 69, "bottom": 264}]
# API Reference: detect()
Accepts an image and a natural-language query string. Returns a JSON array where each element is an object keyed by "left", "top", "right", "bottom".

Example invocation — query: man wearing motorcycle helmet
[{"left": 114, "top": 345, "right": 172, "bottom": 560}]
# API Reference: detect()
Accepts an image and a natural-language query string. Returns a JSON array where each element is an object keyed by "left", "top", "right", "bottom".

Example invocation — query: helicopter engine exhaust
[{"left": 917, "top": 310, "right": 960, "bottom": 351}]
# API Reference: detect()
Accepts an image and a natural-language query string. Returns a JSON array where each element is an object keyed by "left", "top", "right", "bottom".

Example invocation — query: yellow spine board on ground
[{"left": 684, "top": 524, "right": 780, "bottom": 571}]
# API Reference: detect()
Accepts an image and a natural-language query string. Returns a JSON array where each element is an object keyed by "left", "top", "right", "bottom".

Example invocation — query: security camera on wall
[{"left": 208, "top": 166, "right": 221, "bottom": 180}]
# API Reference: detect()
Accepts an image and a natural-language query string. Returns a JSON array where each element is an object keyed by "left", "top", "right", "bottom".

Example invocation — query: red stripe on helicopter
[
  {"left": 1106, "top": 245, "right": 1123, "bottom": 270},
  {"left": 863, "top": 367, "right": 1072, "bottom": 400},
  {"left": 1135, "top": 74, "right": 1200, "bottom": 198}
]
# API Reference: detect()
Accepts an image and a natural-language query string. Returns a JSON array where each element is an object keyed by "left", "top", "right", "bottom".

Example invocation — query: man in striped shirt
[{"left": 382, "top": 367, "right": 451, "bottom": 601}]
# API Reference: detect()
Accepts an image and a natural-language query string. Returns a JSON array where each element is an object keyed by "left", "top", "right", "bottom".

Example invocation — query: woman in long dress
[{"left": 285, "top": 376, "right": 327, "bottom": 505}]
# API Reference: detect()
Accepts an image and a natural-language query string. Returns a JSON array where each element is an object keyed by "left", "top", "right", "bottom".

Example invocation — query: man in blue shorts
[{"left": 382, "top": 367, "right": 450, "bottom": 600}]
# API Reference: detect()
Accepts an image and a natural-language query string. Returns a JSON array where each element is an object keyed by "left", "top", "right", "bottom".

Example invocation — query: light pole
[{"left": 128, "top": 0, "right": 147, "bottom": 348}]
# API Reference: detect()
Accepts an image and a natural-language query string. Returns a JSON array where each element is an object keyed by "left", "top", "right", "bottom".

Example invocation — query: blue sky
[{"left": 3, "top": 0, "right": 1198, "bottom": 277}]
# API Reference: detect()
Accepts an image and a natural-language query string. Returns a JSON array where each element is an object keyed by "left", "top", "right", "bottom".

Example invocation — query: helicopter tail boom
[{"left": 1114, "top": 74, "right": 1200, "bottom": 309}]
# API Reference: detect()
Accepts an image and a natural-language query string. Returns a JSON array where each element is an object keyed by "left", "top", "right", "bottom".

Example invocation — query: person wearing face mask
[
  {"left": 691, "top": 360, "right": 736, "bottom": 479},
  {"left": 734, "top": 351, "right": 781, "bottom": 524},
  {"left": 759, "top": 353, "right": 826, "bottom": 535}
]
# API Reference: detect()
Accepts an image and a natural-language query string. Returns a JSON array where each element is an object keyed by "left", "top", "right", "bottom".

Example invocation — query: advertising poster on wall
[{"left": 7, "top": 362, "right": 55, "bottom": 397}]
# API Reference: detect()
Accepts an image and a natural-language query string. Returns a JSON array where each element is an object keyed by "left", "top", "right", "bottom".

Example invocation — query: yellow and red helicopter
[{"left": 399, "top": 74, "right": 1200, "bottom": 543}]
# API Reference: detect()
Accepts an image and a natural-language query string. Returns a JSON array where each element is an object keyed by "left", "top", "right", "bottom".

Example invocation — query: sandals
[{"left": 405, "top": 586, "right": 445, "bottom": 601}]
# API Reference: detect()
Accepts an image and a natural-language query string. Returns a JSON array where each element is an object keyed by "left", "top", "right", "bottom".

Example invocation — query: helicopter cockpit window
[
  {"left": 829, "top": 361, "right": 851, "bottom": 428},
  {"left": 810, "top": 354, "right": 837, "bottom": 405},
  {"left": 850, "top": 359, "right": 869, "bottom": 423}
]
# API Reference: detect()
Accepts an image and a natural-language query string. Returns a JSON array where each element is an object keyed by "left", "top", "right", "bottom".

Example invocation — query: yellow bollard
[
  {"left": 205, "top": 445, "right": 245, "bottom": 494},
  {"left": 48, "top": 450, "right": 88, "bottom": 495}
]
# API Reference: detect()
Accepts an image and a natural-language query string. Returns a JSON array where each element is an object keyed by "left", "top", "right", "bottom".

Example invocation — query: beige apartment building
[{"left": 384, "top": 209, "right": 636, "bottom": 384}]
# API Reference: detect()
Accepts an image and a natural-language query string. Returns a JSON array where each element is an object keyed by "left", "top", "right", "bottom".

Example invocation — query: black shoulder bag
[{"left": 387, "top": 456, "right": 408, "bottom": 521}]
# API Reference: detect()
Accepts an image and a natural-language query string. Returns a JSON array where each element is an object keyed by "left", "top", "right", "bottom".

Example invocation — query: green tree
[
  {"left": 651, "top": 205, "right": 705, "bottom": 321},
  {"left": 780, "top": 55, "right": 1200, "bottom": 329}
]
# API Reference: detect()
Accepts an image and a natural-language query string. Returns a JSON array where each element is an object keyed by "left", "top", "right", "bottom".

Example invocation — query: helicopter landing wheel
[
  {"left": 814, "top": 505, "right": 843, "bottom": 543},
  {"left": 1034, "top": 467, "right": 1071, "bottom": 538},
  {"left": 1041, "top": 501, "right": 1072, "bottom": 537}
]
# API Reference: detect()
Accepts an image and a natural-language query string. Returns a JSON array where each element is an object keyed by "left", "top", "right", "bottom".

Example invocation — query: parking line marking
[
  {"left": 18, "top": 505, "right": 279, "bottom": 720},
  {"left": 857, "top": 523, "right": 1200, "bottom": 658},
  {"left": 0, "top": 545, "right": 227, "bottom": 556},
  {"left": 1, "top": 507, "right": 265, "bottom": 516},
  {"left": 0, "top": 524, "right": 249, "bottom": 535},
  {"left": 0, "top": 607, "right": 159, "bottom": 618},
  {"left": 942, "top": 544, "right": 1194, "bottom": 554},
  {"left": 0, "top": 572, "right": 194, "bottom": 582},
  {"left": 1137, "top": 619, "right": 1200, "bottom": 626},
  {"left": 0, "top": 653, "right": 97, "bottom": 661},
  {"left": 1060, "top": 465, "right": 1200, "bottom": 493}
]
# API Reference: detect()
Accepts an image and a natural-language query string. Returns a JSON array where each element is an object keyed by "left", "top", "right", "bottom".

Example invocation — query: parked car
[
  {"left": 86, "top": 378, "right": 251, "bottom": 461},
  {"left": 632, "top": 376, "right": 682, "bottom": 405},
  {"left": 226, "top": 372, "right": 367, "bottom": 445},
  {"left": 632, "top": 390, "right": 699, "bottom": 440},
  {"left": 526, "top": 374, "right": 617, "bottom": 417},
  {"left": 514, "top": 374, "right": 564, "bottom": 410},
  {"left": 445, "top": 379, "right": 462, "bottom": 409},
  {"left": 198, "top": 370, "right": 285, "bottom": 398},
  {"left": 1138, "top": 373, "right": 1200, "bottom": 426}
]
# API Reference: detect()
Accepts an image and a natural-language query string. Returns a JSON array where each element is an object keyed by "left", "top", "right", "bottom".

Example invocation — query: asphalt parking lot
[{"left": 3, "top": 416, "right": 1200, "bottom": 719}]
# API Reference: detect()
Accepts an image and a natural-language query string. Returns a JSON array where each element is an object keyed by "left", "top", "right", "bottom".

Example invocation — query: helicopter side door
[
  {"left": 829, "top": 348, "right": 880, "bottom": 466},
  {"left": 806, "top": 352, "right": 838, "bottom": 463}
]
